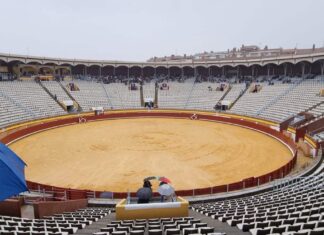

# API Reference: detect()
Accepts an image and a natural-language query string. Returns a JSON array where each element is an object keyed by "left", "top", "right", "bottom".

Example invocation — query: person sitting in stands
[{"left": 136, "top": 180, "right": 152, "bottom": 204}]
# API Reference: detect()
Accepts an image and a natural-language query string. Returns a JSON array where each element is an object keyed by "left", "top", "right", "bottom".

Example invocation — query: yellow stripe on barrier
[
  {"left": 305, "top": 135, "right": 318, "bottom": 148},
  {"left": 116, "top": 197, "right": 189, "bottom": 220}
]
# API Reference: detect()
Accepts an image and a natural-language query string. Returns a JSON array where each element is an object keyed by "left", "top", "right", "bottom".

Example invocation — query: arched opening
[
  {"left": 0, "top": 59, "right": 7, "bottom": 66},
  {"left": 129, "top": 66, "right": 142, "bottom": 78},
  {"left": 263, "top": 63, "right": 281, "bottom": 77},
  {"left": 7, "top": 60, "right": 23, "bottom": 78},
  {"left": 102, "top": 65, "right": 115, "bottom": 77},
  {"left": 238, "top": 65, "right": 251, "bottom": 78},
  {"left": 311, "top": 60, "right": 324, "bottom": 75},
  {"left": 169, "top": 66, "right": 181, "bottom": 78},
  {"left": 115, "top": 66, "right": 128, "bottom": 77},
  {"left": 296, "top": 61, "right": 312, "bottom": 77},
  {"left": 196, "top": 66, "right": 208, "bottom": 78},
  {"left": 183, "top": 66, "right": 194, "bottom": 78},
  {"left": 39, "top": 66, "right": 55, "bottom": 75},
  {"left": 72, "top": 64, "right": 86, "bottom": 76},
  {"left": 57, "top": 63, "right": 72, "bottom": 77},
  {"left": 280, "top": 62, "right": 294, "bottom": 77},
  {"left": 223, "top": 65, "right": 237, "bottom": 78},
  {"left": 155, "top": 66, "right": 168, "bottom": 77},
  {"left": 43, "top": 62, "right": 58, "bottom": 66},
  {"left": 20, "top": 65, "right": 38, "bottom": 77},
  {"left": 0, "top": 59, "right": 10, "bottom": 80},
  {"left": 208, "top": 66, "right": 221, "bottom": 77},
  {"left": 252, "top": 65, "right": 264, "bottom": 77},
  {"left": 88, "top": 65, "right": 101, "bottom": 77},
  {"left": 143, "top": 66, "right": 155, "bottom": 78}
]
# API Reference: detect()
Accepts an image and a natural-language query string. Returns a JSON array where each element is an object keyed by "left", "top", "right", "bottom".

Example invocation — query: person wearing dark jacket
[{"left": 136, "top": 180, "right": 152, "bottom": 203}]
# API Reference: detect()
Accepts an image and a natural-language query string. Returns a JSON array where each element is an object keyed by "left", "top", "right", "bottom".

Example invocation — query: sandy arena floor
[{"left": 10, "top": 118, "right": 293, "bottom": 192}]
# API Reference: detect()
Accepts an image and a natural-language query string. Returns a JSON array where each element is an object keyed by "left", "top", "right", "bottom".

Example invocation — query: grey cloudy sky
[{"left": 0, "top": 0, "right": 323, "bottom": 61}]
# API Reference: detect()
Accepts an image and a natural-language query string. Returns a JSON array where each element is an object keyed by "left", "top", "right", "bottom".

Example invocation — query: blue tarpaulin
[{"left": 0, "top": 142, "right": 28, "bottom": 201}]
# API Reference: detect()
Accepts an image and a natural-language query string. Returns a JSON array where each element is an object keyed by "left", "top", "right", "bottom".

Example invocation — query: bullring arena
[
  {"left": 10, "top": 112, "right": 293, "bottom": 192},
  {"left": 2, "top": 2, "right": 324, "bottom": 234},
  {"left": 1, "top": 109, "right": 302, "bottom": 199}
]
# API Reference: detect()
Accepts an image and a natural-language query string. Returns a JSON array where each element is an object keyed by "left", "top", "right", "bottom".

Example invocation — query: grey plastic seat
[
  {"left": 130, "top": 230, "right": 145, "bottom": 235},
  {"left": 148, "top": 229, "right": 163, "bottom": 235},
  {"left": 165, "top": 228, "right": 180, "bottom": 235},
  {"left": 199, "top": 227, "right": 215, "bottom": 234}
]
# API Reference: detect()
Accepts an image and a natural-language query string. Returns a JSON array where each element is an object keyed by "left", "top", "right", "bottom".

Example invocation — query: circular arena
[
  {"left": 10, "top": 114, "right": 293, "bottom": 192},
  {"left": 1, "top": 110, "right": 300, "bottom": 198}
]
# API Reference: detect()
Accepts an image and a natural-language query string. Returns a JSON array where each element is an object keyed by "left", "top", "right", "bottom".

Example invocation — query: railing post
[
  {"left": 257, "top": 178, "right": 260, "bottom": 187},
  {"left": 42, "top": 189, "right": 45, "bottom": 201},
  {"left": 226, "top": 184, "right": 229, "bottom": 192}
]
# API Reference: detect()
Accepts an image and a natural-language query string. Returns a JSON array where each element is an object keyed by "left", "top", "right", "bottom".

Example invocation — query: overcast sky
[{"left": 0, "top": 0, "right": 323, "bottom": 61}]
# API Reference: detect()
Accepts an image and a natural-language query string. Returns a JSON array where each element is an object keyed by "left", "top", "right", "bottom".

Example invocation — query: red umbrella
[{"left": 159, "top": 177, "right": 171, "bottom": 184}]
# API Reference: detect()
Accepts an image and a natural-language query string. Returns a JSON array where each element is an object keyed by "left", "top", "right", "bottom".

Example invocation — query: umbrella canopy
[
  {"left": 159, "top": 177, "right": 171, "bottom": 184},
  {"left": 158, "top": 184, "right": 175, "bottom": 196},
  {"left": 0, "top": 142, "right": 28, "bottom": 201},
  {"left": 136, "top": 187, "right": 152, "bottom": 200},
  {"left": 144, "top": 176, "right": 171, "bottom": 183},
  {"left": 144, "top": 176, "right": 159, "bottom": 181}
]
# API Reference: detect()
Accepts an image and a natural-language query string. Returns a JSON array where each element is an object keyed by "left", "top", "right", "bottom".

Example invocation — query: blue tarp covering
[{"left": 0, "top": 142, "right": 28, "bottom": 201}]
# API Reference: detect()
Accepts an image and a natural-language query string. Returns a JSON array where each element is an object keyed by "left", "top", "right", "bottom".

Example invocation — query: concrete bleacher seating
[
  {"left": 62, "top": 80, "right": 112, "bottom": 111},
  {"left": 258, "top": 77, "right": 324, "bottom": 122},
  {"left": 191, "top": 169, "right": 324, "bottom": 235},
  {"left": 142, "top": 82, "right": 156, "bottom": 102},
  {"left": 0, "top": 77, "right": 323, "bottom": 138},
  {"left": 42, "top": 81, "right": 71, "bottom": 102},
  {"left": 0, "top": 207, "right": 111, "bottom": 235},
  {"left": 222, "top": 83, "right": 246, "bottom": 104},
  {"left": 229, "top": 80, "right": 295, "bottom": 117},
  {"left": 102, "top": 83, "right": 141, "bottom": 109},
  {"left": 158, "top": 79, "right": 195, "bottom": 109},
  {"left": 184, "top": 82, "right": 226, "bottom": 111},
  {"left": 309, "top": 103, "right": 324, "bottom": 118},
  {"left": 0, "top": 81, "right": 66, "bottom": 128}
]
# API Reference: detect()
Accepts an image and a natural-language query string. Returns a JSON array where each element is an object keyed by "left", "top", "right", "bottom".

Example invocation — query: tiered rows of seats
[
  {"left": 309, "top": 103, "right": 324, "bottom": 118},
  {"left": 0, "top": 77, "right": 323, "bottom": 133},
  {"left": 0, "top": 207, "right": 111, "bottom": 235},
  {"left": 62, "top": 81, "right": 112, "bottom": 111},
  {"left": 191, "top": 171, "right": 324, "bottom": 235},
  {"left": 142, "top": 82, "right": 156, "bottom": 101},
  {"left": 259, "top": 77, "right": 324, "bottom": 122},
  {"left": 102, "top": 83, "right": 141, "bottom": 109},
  {"left": 222, "top": 83, "right": 246, "bottom": 104},
  {"left": 229, "top": 81, "right": 295, "bottom": 117},
  {"left": 42, "top": 81, "right": 70, "bottom": 102},
  {"left": 184, "top": 82, "right": 226, "bottom": 111},
  {"left": 0, "top": 81, "right": 66, "bottom": 128},
  {"left": 95, "top": 216, "right": 225, "bottom": 235},
  {"left": 158, "top": 79, "right": 195, "bottom": 109},
  {"left": 0, "top": 92, "right": 33, "bottom": 128}
]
